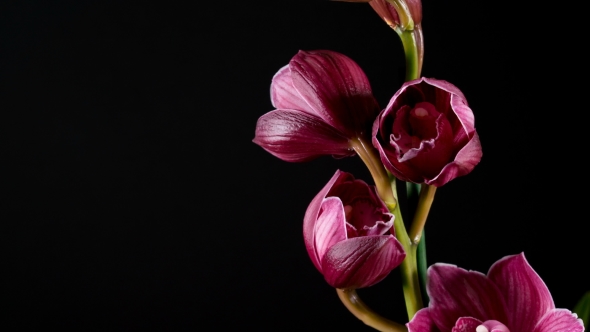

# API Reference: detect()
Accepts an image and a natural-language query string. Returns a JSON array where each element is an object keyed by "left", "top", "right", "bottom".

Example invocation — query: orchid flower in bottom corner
[{"left": 407, "top": 253, "right": 584, "bottom": 332}]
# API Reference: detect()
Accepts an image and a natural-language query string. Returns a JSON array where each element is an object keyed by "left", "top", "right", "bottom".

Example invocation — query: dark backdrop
[{"left": 2, "top": 1, "right": 586, "bottom": 330}]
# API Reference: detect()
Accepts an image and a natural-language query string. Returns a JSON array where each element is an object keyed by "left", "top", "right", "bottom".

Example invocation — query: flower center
[
  {"left": 413, "top": 107, "right": 429, "bottom": 117},
  {"left": 475, "top": 320, "right": 510, "bottom": 332},
  {"left": 408, "top": 101, "right": 438, "bottom": 141}
]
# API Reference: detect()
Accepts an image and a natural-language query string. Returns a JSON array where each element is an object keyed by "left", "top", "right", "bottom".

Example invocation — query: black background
[{"left": 2, "top": 0, "right": 586, "bottom": 330}]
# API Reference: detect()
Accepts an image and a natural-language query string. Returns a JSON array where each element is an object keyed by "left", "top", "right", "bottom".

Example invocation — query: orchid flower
[
  {"left": 303, "top": 170, "right": 405, "bottom": 289},
  {"left": 407, "top": 253, "right": 585, "bottom": 332},
  {"left": 372, "top": 77, "right": 482, "bottom": 187},
  {"left": 253, "top": 50, "right": 380, "bottom": 162}
]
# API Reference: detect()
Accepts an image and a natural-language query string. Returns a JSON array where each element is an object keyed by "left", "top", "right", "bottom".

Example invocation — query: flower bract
[
  {"left": 372, "top": 77, "right": 482, "bottom": 187},
  {"left": 303, "top": 170, "right": 405, "bottom": 289},
  {"left": 407, "top": 253, "right": 585, "bottom": 332},
  {"left": 253, "top": 50, "right": 380, "bottom": 162}
]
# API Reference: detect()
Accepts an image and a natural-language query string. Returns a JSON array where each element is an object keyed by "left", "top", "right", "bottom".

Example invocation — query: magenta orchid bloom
[
  {"left": 407, "top": 253, "right": 585, "bottom": 332},
  {"left": 303, "top": 170, "right": 405, "bottom": 289},
  {"left": 253, "top": 50, "right": 380, "bottom": 162},
  {"left": 372, "top": 77, "right": 482, "bottom": 187}
]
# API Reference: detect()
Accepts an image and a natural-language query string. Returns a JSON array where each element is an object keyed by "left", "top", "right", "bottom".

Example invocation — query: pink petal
[
  {"left": 425, "top": 133, "right": 482, "bottom": 187},
  {"left": 487, "top": 253, "right": 555, "bottom": 332},
  {"left": 369, "top": 0, "right": 400, "bottom": 28},
  {"left": 253, "top": 109, "right": 353, "bottom": 162},
  {"left": 407, "top": 308, "right": 440, "bottom": 332},
  {"left": 406, "top": 0, "right": 422, "bottom": 24},
  {"left": 427, "top": 263, "right": 508, "bottom": 331},
  {"left": 289, "top": 50, "right": 380, "bottom": 137},
  {"left": 313, "top": 197, "right": 348, "bottom": 266},
  {"left": 303, "top": 170, "right": 350, "bottom": 271},
  {"left": 533, "top": 309, "right": 585, "bottom": 332},
  {"left": 270, "top": 65, "right": 316, "bottom": 116},
  {"left": 321, "top": 235, "right": 405, "bottom": 289},
  {"left": 451, "top": 317, "right": 482, "bottom": 332}
]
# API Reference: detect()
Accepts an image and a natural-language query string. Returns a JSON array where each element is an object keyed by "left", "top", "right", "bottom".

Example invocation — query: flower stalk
[
  {"left": 337, "top": 289, "right": 408, "bottom": 332},
  {"left": 388, "top": 176, "right": 424, "bottom": 319},
  {"left": 396, "top": 28, "right": 423, "bottom": 82},
  {"left": 350, "top": 136, "right": 397, "bottom": 211},
  {"left": 408, "top": 184, "right": 436, "bottom": 244}
]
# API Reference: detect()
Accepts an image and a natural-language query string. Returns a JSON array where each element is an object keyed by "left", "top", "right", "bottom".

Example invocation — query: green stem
[
  {"left": 416, "top": 230, "right": 429, "bottom": 305},
  {"left": 408, "top": 184, "right": 436, "bottom": 245},
  {"left": 337, "top": 289, "right": 408, "bottom": 332},
  {"left": 395, "top": 27, "right": 423, "bottom": 81},
  {"left": 389, "top": 176, "right": 423, "bottom": 319},
  {"left": 351, "top": 136, "right": 423, "bottom": 319},
  {"left": 350, "top": 136, "right": 397, "bottom": 210}
]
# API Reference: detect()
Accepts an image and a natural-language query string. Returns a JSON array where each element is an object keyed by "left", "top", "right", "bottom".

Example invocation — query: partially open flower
[
  {"left": 372, "top": 77, "right": 482, "bottom": 187},
  {"left": 333, "top": 0, "right": 421, "bottom": 30},
  {"left": 407, "top": 253, "right": 585, "bottom": 332},
  {"left": 303, "top": 170, "right": 405, "bottom": 289},
  {"left": 253, "top": 50, "right": 380, "bottom": 162}
]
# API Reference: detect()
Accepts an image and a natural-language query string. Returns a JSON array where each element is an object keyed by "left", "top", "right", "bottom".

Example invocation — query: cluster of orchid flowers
[{"left": 253, "top": 1, "right": 588, "bottom": 331}]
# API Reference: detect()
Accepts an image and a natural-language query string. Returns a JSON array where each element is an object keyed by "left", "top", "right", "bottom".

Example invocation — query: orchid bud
[{"left": 303, "top": 170, "right": 405, "bottom": 289}]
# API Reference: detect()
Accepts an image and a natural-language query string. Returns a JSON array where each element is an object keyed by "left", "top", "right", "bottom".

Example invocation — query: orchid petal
[
  {"left": 313, "top": 197, "right": 348, "bottom": 265},
  {"left": 253, "top": 109, "right": 353, "bottom": 162},
  {"left": 427, "top": 263, "right": 508, "bottom": 332},
  {"left": 270, "top": 65, "right": 316, "bottom": 116},
  {"left": 533, "top": 309, "right": 585, "bottom": 332},
  {"left": 321, "top": 235, "right": 405, "bottom": 289},
  {"left": 303, "top": 170, "right": 349, "bottom": 271},
  {"left": 425, "top": 133, "right": 483, "bottom": 187},
  {"left": 407, "top": 308, "right": 440, "bottom": 332},
  {"left": 451, "top": 317, "right": 482, "bottom": 332},
  {"left": 488, "top": 253, "right": 555, "bottom": 332},
  {"left": 289, "top": 50, "right": 380, "bottom": 136}
]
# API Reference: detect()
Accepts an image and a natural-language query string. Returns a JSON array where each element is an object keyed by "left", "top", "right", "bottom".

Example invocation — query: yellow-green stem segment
[
  {"left": 337, "top": 289, "right": 408, "bottom": 332},
  {"left": 350, "top": 136, "right": 397, "bottom": 211},
  {"left": 351, "top": 135, "right": 424, "bottom": 319},
  {"left": 397, "top": 29, "right": 421, "bottom": 82},
  {"left": 408, "top": 184, "right": 436, "bottom": 245},
  {"left": 389, "top": 176, "right": 424, "bottom": 319}
]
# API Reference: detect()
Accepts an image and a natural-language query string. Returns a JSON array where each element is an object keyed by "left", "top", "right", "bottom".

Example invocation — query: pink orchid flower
[
  {"left": 303, "top": 170, "right": 405, "bottom": 289},
  {"left": 372, "top": 77, "right": 482, "bottom": 187},
  {"left": 407, "top": 253, "right": 585, "bottom": 332},
  {"left": 253, "top": 50, "right": 380, "bottom": 162}
]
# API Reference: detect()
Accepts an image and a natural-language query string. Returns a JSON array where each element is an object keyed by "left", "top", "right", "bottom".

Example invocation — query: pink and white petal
[
  {"left": 425, "top": 133, "right": 482, "bottom": 187},
  {"left": 479, "top": 320, "right": 510, "bottom": 332},
  {"left": 407, "top": 308, "right": 440, "bottom": 332},
  {"left": 303, "top": 170, "right": 350, "bottom": 271},
  {"left": 452, "top": 317, "right": 482, "bottom": 332},
  {"left": 289, "top": 50, "right": 380, "bottom": 136},
  {"left": 313, "top": 197, "right": 348, "bottom": 265},
  {"left": 427, "top": 263, "right": 509, "bottom": 332},
  {"left": 253, "top": 109, "right": 354, "bottom": 162},
  {"left": 450, "top": 93, "right": 476, "bottom": 135},
  {"left": 533, "top": 309, "right": 585, "bottom": 332},
  {"left": 270, "top": 65, "right": 316, "bottom": 116},
  {"left": 487, "top": 253, "right": 555, "bottom": 332},
  {"left": 321, "top": 235, "right": 405, "bottom": 289},
  {"left": 421, "top": 77, "right": 468, "bottom": 105}
]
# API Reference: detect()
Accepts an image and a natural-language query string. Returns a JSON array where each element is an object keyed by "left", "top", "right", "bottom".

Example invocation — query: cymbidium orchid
[
  {"left": 372, "top": 77, "right": 483, "bottom": 187},
  {"left": 407, "top": 253, "right": 585, "bottom": 332},
  {"left": 253, "top": 50, "right": 380, "bottom": 162},
  {"left": 303, "top": 170, "right": 405, "bottom": 289},
  {"left": 253, "top": 1, "right": 587, "bottom": 331}
]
